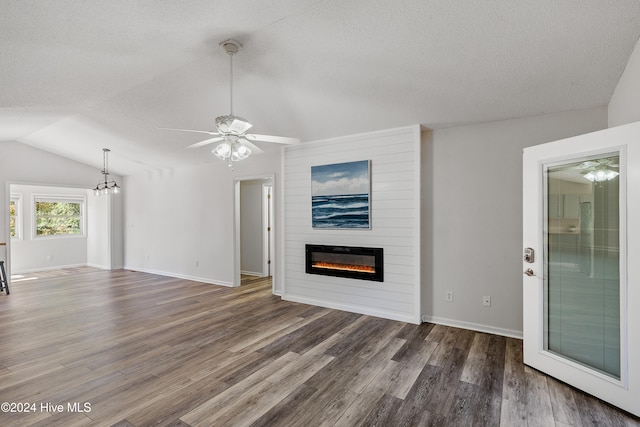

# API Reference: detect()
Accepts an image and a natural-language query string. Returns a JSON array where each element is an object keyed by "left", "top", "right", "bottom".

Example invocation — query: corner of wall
[
  {"left": 609, "top": 36, "right": 640, "bottom": 127},
  {"left": 420, "top": 128, "right": 434, "bottom": 319}
]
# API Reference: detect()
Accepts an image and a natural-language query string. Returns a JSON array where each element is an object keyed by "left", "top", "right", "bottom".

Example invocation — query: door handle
[{"left": 524, "top": 268, "right": 535, "bottom": 277}]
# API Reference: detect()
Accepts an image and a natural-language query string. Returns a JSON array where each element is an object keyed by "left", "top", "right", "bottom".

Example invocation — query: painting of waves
[
  {"left": 311, "top": 160, "right": 370, "bottom": 229},
  {"left": 312, "top": 194, "right": 370, "bottom": 228}
]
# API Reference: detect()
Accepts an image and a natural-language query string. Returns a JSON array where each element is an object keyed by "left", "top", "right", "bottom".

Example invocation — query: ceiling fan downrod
[{"left": 219, "top": 39, "right": 242, "bottom": 117}]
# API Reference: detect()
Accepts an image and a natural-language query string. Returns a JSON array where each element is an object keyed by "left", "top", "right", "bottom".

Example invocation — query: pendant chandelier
[{"left": 93, "top": 148, "right": 121, "bottom": 196}]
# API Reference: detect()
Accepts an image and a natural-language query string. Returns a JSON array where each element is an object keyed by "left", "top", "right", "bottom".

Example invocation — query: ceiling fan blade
[
  {"left": 245, "top": 133, "right": 300, "bottom": 145},
  {"left": 226, "top": 117, "right": 252, "bottom": 135},
  {"left": 186, "top": 136, "right": 225, "bottom": 149},
  {"left": 578, "top": 161, "right": 598, "bottom": 169},
  {"left": 158, "top": 127, "right": 219, "bottom": 136},
  {"left": 238, "top": 139, "right": 264, "bottom": 155}
]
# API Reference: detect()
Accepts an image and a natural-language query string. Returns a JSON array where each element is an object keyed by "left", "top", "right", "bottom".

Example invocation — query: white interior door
[{"left": 523, "top": 121, "right": 640, "bottom": 417}]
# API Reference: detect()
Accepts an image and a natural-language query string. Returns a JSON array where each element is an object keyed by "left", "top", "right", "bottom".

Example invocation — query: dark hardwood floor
[{"left": 0, "top": 268, "right": 638, "bottom": 426}]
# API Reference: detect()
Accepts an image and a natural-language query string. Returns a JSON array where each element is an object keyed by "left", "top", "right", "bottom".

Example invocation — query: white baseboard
[
  {"left": 421, "top": 315, "right": 522, "bottom": 339},
  {"left": 240, "top": 270, "right": 264, "bottom": 277},
  {"left": 86, "top": 262, "right": 111, "bottom": 270},
  {"left": 122, "top": 265, "right": 234, "bottom": 287},
  {"left": 283, "top": 293, "right": 421, "bottom": 324}
]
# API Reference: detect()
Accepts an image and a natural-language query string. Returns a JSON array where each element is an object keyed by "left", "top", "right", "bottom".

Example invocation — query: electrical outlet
[
  {"left": 446, "top": 291, "right": 454, "bottom": 302},
  {"left": 483, "top": 296, "right": 491, "bottom": 307}
]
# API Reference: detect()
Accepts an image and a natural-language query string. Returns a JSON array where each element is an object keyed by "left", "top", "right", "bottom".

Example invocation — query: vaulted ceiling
[{"left": 2, "top": 1, "right": 639, "bottom": 175}]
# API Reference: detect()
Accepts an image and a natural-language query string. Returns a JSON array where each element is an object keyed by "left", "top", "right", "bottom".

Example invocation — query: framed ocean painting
[{"left": 311, "top": 160, "right": 371, "bottom": 229}]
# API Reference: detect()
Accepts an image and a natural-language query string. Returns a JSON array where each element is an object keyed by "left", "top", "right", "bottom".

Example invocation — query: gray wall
[
  {"left": 122, "top": 151, "right": 281, "bottom": 286},
  {"left": 421, "top": 107, "right": 608, "bottom": 336}
]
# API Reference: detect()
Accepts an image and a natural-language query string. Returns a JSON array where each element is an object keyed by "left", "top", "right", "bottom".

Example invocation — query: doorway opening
[{"left": 234, "top": 174, "right": 275, "bottom": 292}]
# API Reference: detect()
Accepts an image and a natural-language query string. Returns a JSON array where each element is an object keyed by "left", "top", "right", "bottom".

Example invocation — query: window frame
[
  {"left": 32, "top": 195, "right": 87, "bottom": 239},
  {"left": 10, "top": 193, "right": 23, "bottom": 240}
]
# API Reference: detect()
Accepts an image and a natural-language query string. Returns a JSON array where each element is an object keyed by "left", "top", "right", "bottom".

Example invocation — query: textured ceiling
[{"left": 2, "top": 0, "right": 639, "bottom": 175}]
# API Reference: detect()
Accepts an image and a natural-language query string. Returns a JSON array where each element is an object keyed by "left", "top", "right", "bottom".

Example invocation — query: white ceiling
[{"left": 2, "top": 1, "right": 639, "bottom": 175}]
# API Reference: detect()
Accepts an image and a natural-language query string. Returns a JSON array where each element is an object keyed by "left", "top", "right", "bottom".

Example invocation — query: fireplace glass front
[{"left": 305, "top": 244, "right": 383, "bottom": 282}]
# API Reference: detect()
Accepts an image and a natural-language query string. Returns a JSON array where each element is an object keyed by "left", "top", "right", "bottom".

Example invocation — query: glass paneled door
[
  {"left": 545, "top": 154, "right": 620, "bottom": 379},
  {"left": 522, "top": 122, "right": 640, "bottom": 417}
]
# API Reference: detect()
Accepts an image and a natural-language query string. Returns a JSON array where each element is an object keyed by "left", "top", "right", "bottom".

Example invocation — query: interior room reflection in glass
[{"left": 545, "top": 154, "right": 620, "bottom": 379}]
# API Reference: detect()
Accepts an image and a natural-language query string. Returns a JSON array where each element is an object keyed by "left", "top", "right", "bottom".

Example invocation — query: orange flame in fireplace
[{"left": 312, "top": 262, "right": 375, "bottom": 274}]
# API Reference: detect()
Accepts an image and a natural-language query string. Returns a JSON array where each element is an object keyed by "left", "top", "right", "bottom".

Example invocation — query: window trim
[
  {"left": 32, "top": 194, "right": 87, "bottom": 239},
  {"left": 10, "top": 193, "right": 22, "bottom": 240}
]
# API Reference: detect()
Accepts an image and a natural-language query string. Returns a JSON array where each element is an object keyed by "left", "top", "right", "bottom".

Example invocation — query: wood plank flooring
[{"left": 0, "top": 267, "right": 638, "bottom": 426}]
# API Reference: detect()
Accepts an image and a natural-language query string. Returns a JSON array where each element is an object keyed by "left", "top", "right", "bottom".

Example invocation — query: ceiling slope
[{"left": 1, "top": 0, "right": 639, "bottom": 175}]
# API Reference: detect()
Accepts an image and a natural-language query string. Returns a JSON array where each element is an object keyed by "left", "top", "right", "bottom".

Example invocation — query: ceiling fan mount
[
  {"left": 159, "top": 38, "right": 299, "bottom": 167},
  {"left": 219, "top": 38, "right": 242, "bottom": 56}
]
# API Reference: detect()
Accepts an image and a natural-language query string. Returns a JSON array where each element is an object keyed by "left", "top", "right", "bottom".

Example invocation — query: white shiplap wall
[{"left": 282, "top": 125, "right": 422, "bottom": 324}]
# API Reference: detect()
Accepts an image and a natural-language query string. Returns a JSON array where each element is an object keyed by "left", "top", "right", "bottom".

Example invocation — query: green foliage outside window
[
  {"left": 10, "top": 200, "right": 16, "bottom": 237},
  {"left": 35, "top": 200, "right": 82, "bottom": 236}
]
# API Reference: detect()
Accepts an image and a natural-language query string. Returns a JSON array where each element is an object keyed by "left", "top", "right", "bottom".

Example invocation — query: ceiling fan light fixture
[
  {"left": 212, "top": 140, "right": 252, "bottom": 164},
  {"left": 584, "top": 169, "right": 618, "bottom": 182},
  {"left": 159, "top": 37, "right": 300, "bottom": 166}
]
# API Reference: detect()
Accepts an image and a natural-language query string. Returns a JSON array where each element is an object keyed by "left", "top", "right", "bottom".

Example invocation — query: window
[
  {"left": 10, "top": 194, "right": 22, "bottom": 239},
  {"left": 34, "top": 197, "right": 85, "bottom": 237}
]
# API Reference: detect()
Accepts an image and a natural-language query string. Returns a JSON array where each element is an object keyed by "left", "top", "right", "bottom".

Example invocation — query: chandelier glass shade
[
  {"left": 212, "top": 137, "right": 252, "bottom": 167},
  {"left": 93, "top": 148, "right": 121, "bottom": 196}
]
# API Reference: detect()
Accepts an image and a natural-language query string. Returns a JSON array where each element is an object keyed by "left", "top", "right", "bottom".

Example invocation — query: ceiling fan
[
  {"left": 160, "top": 39, "right": 300, "bottom": 167},
  {"left": 577, "top": 156, "right": 619, "bottom": 182}
]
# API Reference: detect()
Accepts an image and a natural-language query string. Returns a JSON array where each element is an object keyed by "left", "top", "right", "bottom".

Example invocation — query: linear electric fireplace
[{"left": 305, "top": 244, "right": 384, "bottom": 282}]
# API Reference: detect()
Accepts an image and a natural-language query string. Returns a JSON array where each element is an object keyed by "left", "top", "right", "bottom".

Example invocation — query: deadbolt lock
[{"left": 524, "top": 247, "right": 534, "bottom": 263}]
